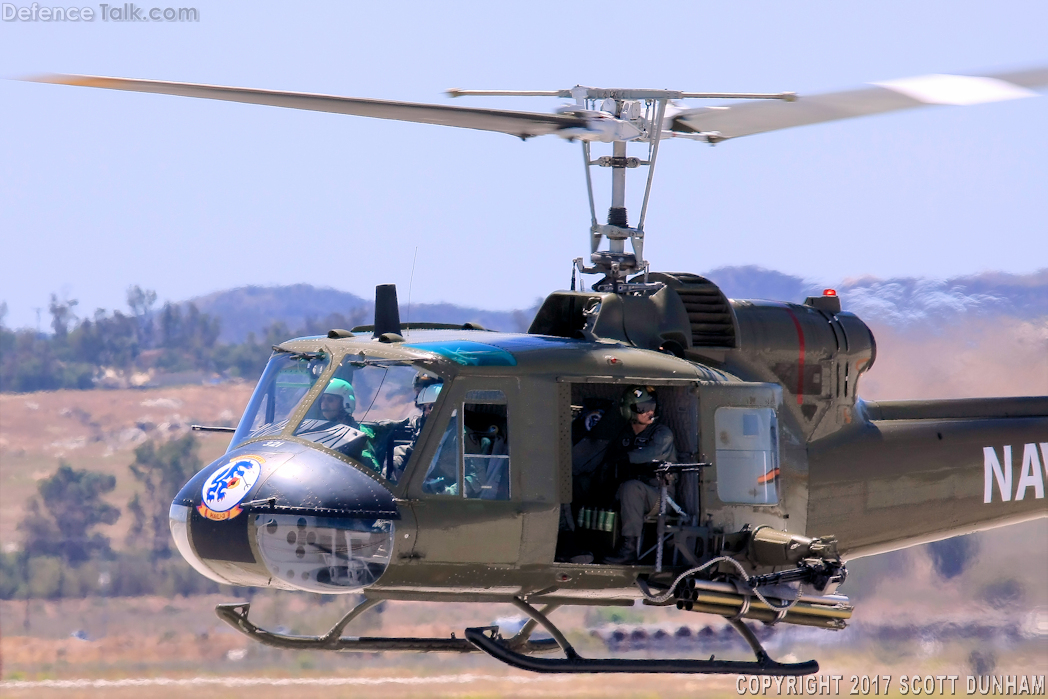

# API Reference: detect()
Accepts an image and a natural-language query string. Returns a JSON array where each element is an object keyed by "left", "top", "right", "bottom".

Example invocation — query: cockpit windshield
[
  {"left": 294, "top": 357, "right": 442, "bottom": 483},
  {"left": 229, "top": 351, "right": 329, "bottom": 449}
]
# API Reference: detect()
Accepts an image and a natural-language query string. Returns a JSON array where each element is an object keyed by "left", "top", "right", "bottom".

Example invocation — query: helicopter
[{"left": 28, "top": 68, "right": 1048, "bottom": 675}]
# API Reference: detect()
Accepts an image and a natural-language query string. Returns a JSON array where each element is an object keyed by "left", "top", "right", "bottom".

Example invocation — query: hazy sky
[{"left": 1, "top": 1, "right": 1046, "bottom": 330}]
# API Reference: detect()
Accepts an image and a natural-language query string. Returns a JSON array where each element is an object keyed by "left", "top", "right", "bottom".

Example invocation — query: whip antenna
[{"left": 406, "top": 246, "right": 418, "bottom": 335}]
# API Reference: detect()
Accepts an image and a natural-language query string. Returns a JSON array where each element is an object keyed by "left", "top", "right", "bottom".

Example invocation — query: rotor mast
[{"left": 455, "top": 86, "right": 794, "bottom": 292}]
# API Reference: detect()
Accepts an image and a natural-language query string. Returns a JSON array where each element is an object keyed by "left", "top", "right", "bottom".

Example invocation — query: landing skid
[
  {"left": 215, "top": 600, "right": 559, "bottom": 654},
  {"left": 464, "top": 597, "right": 819, "bottom": 675},
  {"left": 215, "top": 597, "right": 818, "bottom": 675}
]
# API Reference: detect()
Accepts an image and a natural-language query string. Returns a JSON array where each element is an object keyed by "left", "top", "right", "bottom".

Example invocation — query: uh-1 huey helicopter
[{"left": 30, "top": 67, "right": 1048, "bottom": 676}]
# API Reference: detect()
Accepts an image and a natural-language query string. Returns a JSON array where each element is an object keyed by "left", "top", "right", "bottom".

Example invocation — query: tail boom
[{"left": 806, "top": 397, "right": 1048, "bottom": 559}]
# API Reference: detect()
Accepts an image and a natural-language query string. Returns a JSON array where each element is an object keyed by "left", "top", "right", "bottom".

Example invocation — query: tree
[
  {"left": 157, "top": 302, "right": 221, "bottom": 371},
  {"left": 126, "top": 285, "right": 157, "bottom": 348},
  {"left": 48, "top": 294, "right": 78, "bottom": 340},
  {"left": 18, "top": 463, "right": 120, "bottom": 564},
  {"left": 68, "top": 308, "right": 140, "bottom": 368},
  {"left": 127, "top": 434, "right": 202, "bottom": 560}
]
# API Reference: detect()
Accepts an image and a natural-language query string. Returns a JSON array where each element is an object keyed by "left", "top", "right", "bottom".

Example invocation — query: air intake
[{"left": 647, "top": 273, "right": 739, "bottom": 349}]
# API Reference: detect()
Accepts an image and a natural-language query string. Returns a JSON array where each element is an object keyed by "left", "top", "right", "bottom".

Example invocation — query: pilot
[
  {"left": 604, "top": 386, "right": 677, "bottom": 565},
  {"left": 389, "top": 374, "right": 443, "bottom": 478},
  {"left": 320, "top": 378, "right": 360, "bottom": 426},
  {"left": 318, "top": 378, "right": 381, "bottom": 472}
]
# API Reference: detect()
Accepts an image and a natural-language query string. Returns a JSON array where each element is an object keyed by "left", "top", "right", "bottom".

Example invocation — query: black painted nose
[{"left": 170, "top": 440, "right": 399, "bottom": 593}]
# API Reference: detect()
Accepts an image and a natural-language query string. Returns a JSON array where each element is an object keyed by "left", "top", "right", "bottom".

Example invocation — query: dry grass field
[{"left": 0, "top": 382, "right": 254, "bottom": 550}]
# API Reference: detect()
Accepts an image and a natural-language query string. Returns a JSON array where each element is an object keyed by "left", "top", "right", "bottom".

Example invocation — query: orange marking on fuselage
[{"left": 757, "top": 467, "right": 780, "bottom": 485}]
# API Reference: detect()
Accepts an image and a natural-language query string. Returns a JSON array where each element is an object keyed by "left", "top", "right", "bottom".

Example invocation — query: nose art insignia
[{"left": 198, "top": 455, "right": 266, "bottom": 521}]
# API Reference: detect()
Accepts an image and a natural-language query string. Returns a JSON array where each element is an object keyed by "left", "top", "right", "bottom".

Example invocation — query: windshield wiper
[{"left": 273, "top": 347, "right": 326, "bottom": 361}]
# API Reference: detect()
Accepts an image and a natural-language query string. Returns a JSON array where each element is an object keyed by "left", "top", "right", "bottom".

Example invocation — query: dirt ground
[{"left": 1, "top": 646, "right": 1045, "bottom": 698}]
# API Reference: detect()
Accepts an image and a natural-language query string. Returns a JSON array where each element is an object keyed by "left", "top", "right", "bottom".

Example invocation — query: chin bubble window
[
  {"left": 714, "top": 407, "right": 780, "bottom": 505},
  {"left": 254, "top": 514, "right": 394, "bottom": 593}
]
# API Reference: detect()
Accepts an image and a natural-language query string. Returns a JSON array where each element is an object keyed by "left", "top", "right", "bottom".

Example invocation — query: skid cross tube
[{"left": 463, "top": 597, "right": 819, "bottom": 675}]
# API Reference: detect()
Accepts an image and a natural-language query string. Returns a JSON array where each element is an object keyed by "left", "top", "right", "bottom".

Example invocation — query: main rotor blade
[
  {"left": 669, "top": 67, "right": 1048, "bottom": 141},
  {"left": 26, "top": 74, "right": 587, "bottom": 139}
]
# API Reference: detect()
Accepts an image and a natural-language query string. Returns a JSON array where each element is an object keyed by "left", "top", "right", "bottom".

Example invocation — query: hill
[
  {"left": 706, "top": 266, "right": 1048, "bottom": 326},
  {"left": 190, "top": 285, "right": 538, "bottom": 343},
  {"left": 189, "top": 267, "right": 1048, "bottom": 343}
]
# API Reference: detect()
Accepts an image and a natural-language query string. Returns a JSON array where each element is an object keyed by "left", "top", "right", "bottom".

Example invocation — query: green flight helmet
[
  {"left": 621, "top": 385, "right": 658, "bottom": 422},
  {"left": 323, "top": 378, "right": 356, "bottom": 413}
]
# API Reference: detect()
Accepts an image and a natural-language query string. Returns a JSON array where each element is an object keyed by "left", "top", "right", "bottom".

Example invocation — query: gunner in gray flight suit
[{"left": 604, "top": 386, "right": 677, "bottom": 565}]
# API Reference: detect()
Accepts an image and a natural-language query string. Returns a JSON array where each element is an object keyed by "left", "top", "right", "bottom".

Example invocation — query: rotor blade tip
[
  {"left": 21, "top": 73, "right": 104, "bottom": 87},
  {"left": 446, "top": 88, "right": 462, "bottom": 98},
  {"left": 19, "top": 73, "right": 62, "bottom": 84}
]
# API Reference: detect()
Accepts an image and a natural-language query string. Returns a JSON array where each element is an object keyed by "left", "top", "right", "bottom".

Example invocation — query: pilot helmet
[
  {"left": 323, "top": 378, "right": 356, "bottom": 413},
  {"left": 621, "top": 385, "right": 658, "bottom": 422},
  {"left": 413, "top": 373, "right": 443, "bottom": 407},
  {"left": 416, "top": 384, "right": 443, "bottom": 407}
]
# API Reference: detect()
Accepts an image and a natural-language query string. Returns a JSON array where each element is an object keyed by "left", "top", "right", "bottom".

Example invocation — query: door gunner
[{"left": 605, "top": 386, "right": 677, "bottom": 565}]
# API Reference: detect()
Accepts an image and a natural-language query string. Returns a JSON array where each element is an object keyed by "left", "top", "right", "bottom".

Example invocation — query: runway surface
[{"left": 2, "top": 674, "right": 570, "bottom": 689}]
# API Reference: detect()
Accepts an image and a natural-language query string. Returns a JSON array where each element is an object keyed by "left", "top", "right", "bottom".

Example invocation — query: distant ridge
[
  {"left": 705, "top": 267, "right": 1048, "bottom": 327},
  {"left": 190, "top": 285, "right": 538, "bottom": 343},
  {"left": 188, "top": 268, "right": 1048, "bottom": 343}
]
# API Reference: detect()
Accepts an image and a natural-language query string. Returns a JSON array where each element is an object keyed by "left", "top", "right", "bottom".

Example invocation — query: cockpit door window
[
  {"left": 463, "top": 390, "right": 510, "bottom": 500},
  {"left": 422, "top": 409, "right": 459, "bottom": 495},
  {"left": 420, "top": 390, "right": 511, "bottom": 500}
]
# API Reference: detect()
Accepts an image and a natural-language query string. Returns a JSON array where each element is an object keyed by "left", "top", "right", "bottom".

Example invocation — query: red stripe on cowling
[{"left": 784, "top": 307, "right": 805, "bottom": 405}]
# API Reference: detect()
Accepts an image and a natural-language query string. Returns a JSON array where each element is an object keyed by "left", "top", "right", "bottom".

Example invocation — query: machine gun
[{"left": 745, "top": 558, "right": 848, "bottom": 594}]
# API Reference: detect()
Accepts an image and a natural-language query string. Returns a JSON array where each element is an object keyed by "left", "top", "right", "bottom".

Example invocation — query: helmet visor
[
  {"left": 631, "top": 400, "right": 657, "bottom": 414},
  {"left": 415, "top": 383, "right": 442, "bottom": 406}
]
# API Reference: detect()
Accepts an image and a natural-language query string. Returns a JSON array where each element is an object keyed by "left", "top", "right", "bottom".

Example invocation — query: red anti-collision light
[{"left": 823, "top": 289, "right": 837, "bottom": 297}]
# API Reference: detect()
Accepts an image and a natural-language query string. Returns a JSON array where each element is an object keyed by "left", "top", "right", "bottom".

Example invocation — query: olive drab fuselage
[{"left": 171, "top": 275, "right": 1048, "bottom": 606}]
